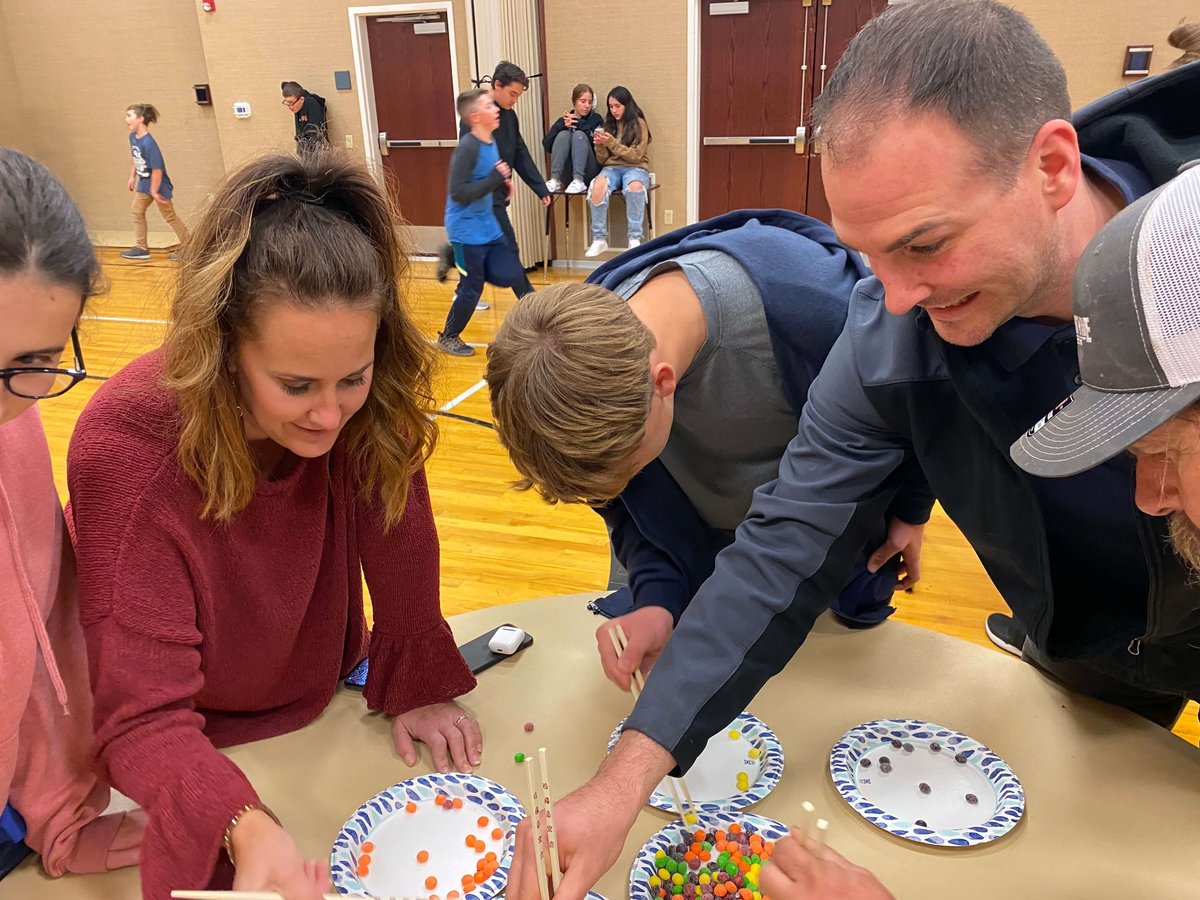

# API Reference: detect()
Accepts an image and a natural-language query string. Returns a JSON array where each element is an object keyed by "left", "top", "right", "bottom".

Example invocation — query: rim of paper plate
[
  {"left": 330, "top": 772, "right": 525, "bottom": 899},
  {"left": 607, "top": 711, "right": 784, "bottom": 813},
  {"left": 829, "top": 717, "right": 1025, "bottom": 848}
]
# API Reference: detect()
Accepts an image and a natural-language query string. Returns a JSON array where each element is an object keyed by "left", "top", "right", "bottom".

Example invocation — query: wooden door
[
  {"left": 698, "top": 0, "right": 815, "bottom": 219},
  {"left": 366, "top": 14, "right": 457, "bottom": 227},
  {"left": 804, "top": 0, "right": 889, "bottom": 223},
  {"left": 697, "top": 0, "right": 887, "bottom": 223}
]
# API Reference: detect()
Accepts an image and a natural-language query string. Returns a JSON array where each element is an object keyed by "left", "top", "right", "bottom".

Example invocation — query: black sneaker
[
  {"left": 120, "top": 247, "right": 151, "bottom": 260},
  {"left": 435, "top": 243, "right": 454, "bottom": 283},
  {"left": 985, "top": 613, "right": 1025, "bottom": 657},
  {"left": 437, "top": 332, "right": 475, "bottom": 357}
]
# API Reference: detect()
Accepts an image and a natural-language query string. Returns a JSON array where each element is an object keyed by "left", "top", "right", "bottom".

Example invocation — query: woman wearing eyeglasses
[{"left": 0, "top": 148, "right": 144, "bottom": 880}]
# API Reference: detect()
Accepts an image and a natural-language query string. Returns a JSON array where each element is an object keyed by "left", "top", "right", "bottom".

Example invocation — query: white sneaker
[
  {"left": 545, "top": 178, "right": 563, "bottom": 193},
  {"left": 565, "top": 179, "right": 586, "bottom": 194},
  {"left": 476, "top": 300, "right": 491, "bottom": 311},
  {"left": 628, "top": 238, "right": 642, "bottom": 249},
  {"left": 585, "top": 239, "right": 609, "bottom": 258}
]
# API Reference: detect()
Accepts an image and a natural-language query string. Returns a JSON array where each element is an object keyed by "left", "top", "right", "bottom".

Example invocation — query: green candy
[
  {"left": 671, "top": 887, "right": 684, "bottom": 896},
  {"left": 726, "top": 863, "right": 738, "bottom": 877},
  {"left": 514, "top": 752, "right": 526, "bottom": 763}
]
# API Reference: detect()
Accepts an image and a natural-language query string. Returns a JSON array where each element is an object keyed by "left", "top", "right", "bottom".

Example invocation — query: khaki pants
[{"left": 131, "top": 192, "right": 190, "bottom": 250}]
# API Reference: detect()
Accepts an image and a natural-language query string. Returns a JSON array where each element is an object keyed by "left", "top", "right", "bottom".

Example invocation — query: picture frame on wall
[{"left": 1123, "top": 45, "right": 1153, "bottom": 77}]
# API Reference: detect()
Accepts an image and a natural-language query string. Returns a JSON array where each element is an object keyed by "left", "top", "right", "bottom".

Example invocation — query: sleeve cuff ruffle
[{"left": 364, "top": 618, "right": 478, "bottom": 716}]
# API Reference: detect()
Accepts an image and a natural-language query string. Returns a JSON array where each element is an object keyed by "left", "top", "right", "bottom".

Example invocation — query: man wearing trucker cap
[{"left": 1012, "top": 164, "right": 1200, "bottom": 717}]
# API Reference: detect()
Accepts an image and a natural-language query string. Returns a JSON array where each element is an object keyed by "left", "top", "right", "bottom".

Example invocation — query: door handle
[
  {"left": 379, "top": 131, "right": 389, "bottom": 156},
  {"left": 702, "top": 135, "right": 796, "bottom": 146},
  {"left": 795, "top": 125, "right": 806, "bottom": 155}
]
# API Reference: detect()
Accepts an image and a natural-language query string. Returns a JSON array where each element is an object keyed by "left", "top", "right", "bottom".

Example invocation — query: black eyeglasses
[{"left": 1, "top": 329, "right": 87, "bottom": 400}]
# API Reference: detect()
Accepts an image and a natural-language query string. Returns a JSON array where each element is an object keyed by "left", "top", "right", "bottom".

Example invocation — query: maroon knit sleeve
[
  {"left": 68, "top": 384, "right": 259, "bottom": 900},
  {"left": 358, "top": 466, "right": 476, "bottom": 715}
]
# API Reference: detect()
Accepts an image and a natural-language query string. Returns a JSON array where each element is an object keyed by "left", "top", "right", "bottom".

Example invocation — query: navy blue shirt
[{"left": 129, "top": 132, "right": 174, "bottom": 200}]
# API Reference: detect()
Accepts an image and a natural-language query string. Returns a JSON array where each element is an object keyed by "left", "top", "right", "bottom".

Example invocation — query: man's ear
[
  {"left": 651, "top": 361, "right": 676, "bottom": 399},
  {"left": 1028, "top": 118, "right": 1082, "bottom": 213}
]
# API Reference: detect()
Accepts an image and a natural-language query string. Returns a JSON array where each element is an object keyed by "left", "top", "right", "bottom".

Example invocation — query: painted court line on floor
[{"left": 439, "top": 378, "right": 488, "bottom": 412}]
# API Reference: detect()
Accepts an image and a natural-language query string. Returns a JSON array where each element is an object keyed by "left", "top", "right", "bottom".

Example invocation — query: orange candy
[
  {"left": 416, "top": 850, "right": 429, "bottom": 863},
  {"left": 478, "top": 816, "right": 490, "bottom": 828},
  {"left": 472, "top": 871, "right": 487, "bottom": 885},
  {"left": 406, "top": 802, "right": 418, "bottom": 814},
  {"left": 452, "top": 797, "right": 464, "bottom": 809},
  {"left": 461, "top": 875, "right": 475, "bottom": 888},
  {"left": 362, "top": 841, "right": 375, "bottom": 853},
  {"left": 713, "top": 885, "right": 727, "bottom": 898},
  {"left": 729, "top": 823, "right": 742, "bottom": 835},
  {"left": 425, "top": 876, "right": 438, "bottom": 890},
  {"left": 485, "top": 852, "right": 497, "bottom": 863},
  {"left": 465, "top": 835, "right": 476, "bottom": 848},
  {"left": 434, "top": 795, "right": 446, "bottom": 807},
  {"left": 491, "top": 827, "right": 503, "bottom": 840},
  {"left": 357, "top": 864, "right": 370, "bottom": 877},
  {"left": 359, "top": 854, "right": 372, "bottom": 867},
  {"left": 448, "top": 893, "right": 461, "bottom": 899}
]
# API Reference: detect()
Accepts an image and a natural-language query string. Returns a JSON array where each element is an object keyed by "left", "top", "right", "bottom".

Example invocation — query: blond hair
[
  {"left": 1167, "top": 22, "right": 1200, "bottom": 69},
  {"left": 163, "top": 148, "right": 437, "bottom": 525},
  {"left": 486, "top": 282, "right": 655, "bottom": 504}
]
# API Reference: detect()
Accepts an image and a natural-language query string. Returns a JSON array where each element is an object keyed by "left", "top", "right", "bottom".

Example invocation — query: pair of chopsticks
[
  {"left": 606, "top": 623, "right": 699, "bottom": 827},
  {"left": 522, "top": 747, "right": 563, "bottom": 900}
]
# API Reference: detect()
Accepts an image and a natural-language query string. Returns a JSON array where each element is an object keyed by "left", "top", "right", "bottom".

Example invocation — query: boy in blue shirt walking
[
  {"left": 121, "top": 103, "right": 190, "bottom": 261},
  {"left": 437, "top": 89, "right": 530, "bottom": 357}
]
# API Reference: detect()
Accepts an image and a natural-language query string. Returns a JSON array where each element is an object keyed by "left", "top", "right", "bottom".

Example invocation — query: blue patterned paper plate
[
  {"left": 627, "top": 812, "right": 788, "bottom": 900},
  {"left": 829, "top": 718, "right": 1024, "bottom": 848},
  {"left": 330, "top": 773, "right": 524, "bottom": 898},
  {"left": 608, "top": 712, "right": 784, "bottom": 814}
]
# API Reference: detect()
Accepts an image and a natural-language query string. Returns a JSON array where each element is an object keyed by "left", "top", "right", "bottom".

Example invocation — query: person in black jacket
[
  {"left": 435, "top": 61, "right": 550, "bottom": 299},
  {"left": 281, "top": 81, "right": 328, "bottom": 150},
  {"left": 542, "top": 83, "right": 603, "bottom": 194},
  {"left": 503, "top": 3, "right": 1200, "bottom": 896}
]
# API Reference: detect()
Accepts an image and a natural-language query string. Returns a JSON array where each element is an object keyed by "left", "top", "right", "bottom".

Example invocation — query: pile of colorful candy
[{"left": 647, "top": 824, "right": 775, "bottom": 899}]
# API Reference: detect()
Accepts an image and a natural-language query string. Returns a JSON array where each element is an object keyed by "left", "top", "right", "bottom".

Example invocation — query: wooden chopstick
[
  {"left": 537, "top": 747, "right": 563, "bottom": 892},
  {"left": 523, "top": 756, "right": 553, "bottom": 900},
  {"left": 608, "top": 624, "right": 698, "bottom": 827}
]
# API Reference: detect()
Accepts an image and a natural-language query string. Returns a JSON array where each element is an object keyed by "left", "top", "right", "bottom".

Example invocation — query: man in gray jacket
[{"left": 506, "top": 3, "right": 1200, "bottom": 898}]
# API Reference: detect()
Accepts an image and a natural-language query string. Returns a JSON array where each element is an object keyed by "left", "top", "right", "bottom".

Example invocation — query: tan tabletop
[{"left": 6, "top": 594, "right": 1199, "bottom": 899}]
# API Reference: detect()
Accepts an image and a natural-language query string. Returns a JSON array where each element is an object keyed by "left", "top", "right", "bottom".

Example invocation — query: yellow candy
[
  {"left": 658, "top": 869, "right": 670, "bottom": 881},
  {"left": 728, "top": 730, "right": 741, "bottom": 740},
  {"left": 684, "top": 812, "right": 699, "bottom": 825},
  {"left": 672, "top": 873, "right": 685, "bottom": 886},
  {"left": 649, "top": 877, "right": 662, "bottom": 889},
  {"left": 754, "top": 893, "right": 763, "bottom": 900},
  {"left": 748, "top": 748, "right": 761, "bottom": 759},
  {"left": 699, "top": 874, "right": 711, "bottom": 885}
]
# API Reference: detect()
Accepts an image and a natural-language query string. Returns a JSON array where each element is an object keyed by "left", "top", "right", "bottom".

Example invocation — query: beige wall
[
  {"left": 543, "top": 0, "right": 689, "bottom": 255},
  {"left": 1012, "top": 1, "right": 1193, "bottom": 106},
  {"left": 191, "top": 0, "right": 473, "bottom": 172},
  {"left": 0, "top": 0, "right": 1190, "bottom": 246},
  {"left": 0, "top": 0, "right": 224, "bottom": 243}
]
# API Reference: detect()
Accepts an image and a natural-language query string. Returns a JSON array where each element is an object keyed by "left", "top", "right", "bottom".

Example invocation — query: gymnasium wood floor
[{"left": 42, "top": 247, "right": 1197, "bottom": 747}]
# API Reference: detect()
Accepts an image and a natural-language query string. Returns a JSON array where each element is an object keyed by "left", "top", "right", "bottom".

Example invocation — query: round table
[{"left": 6, "top": 594, "right": 1198, "bottom": 899}]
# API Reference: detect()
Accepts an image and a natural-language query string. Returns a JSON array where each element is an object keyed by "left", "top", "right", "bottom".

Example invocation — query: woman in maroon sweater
[{"left": 67, "top": 150, "right": 479, "bottom": 900}]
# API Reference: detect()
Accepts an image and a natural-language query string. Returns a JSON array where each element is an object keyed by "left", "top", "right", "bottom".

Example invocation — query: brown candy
[
  {"left": 954, "top": 753, "right": 968, "bottom": 764},
  {"left": 915, "top": 819, "right": 927, "bottom": 827},
  {"left": 965, "top": 793, "right": 978, "bottom": 804},
  {"left": 919, "top": 782, "right": 931, "bottom": 794}
]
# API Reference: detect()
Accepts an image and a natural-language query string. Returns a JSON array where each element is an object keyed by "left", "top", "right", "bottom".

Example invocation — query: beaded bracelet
[{"left": 223, "top": 802, "right": 281, "bottom": 868}]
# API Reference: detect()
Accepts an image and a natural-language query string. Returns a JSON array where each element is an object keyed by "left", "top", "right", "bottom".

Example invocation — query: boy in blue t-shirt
[
  {"left": 122, "top": 103, "right": 190, "bottom": 261},
  {"left": 436, "top": 89, "right": 530, "bottom": 357}
]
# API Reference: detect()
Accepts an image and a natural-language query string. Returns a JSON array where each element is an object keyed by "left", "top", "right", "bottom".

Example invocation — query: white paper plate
[
  {"left": 608, "top": 712, "right": 784, "bottom": 813},
  {"left": 829, "top": 718, "right": 1025, "bottom": 847},
  {"left": 330, "top": 773, "right": 524, "bottom": 899}
]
